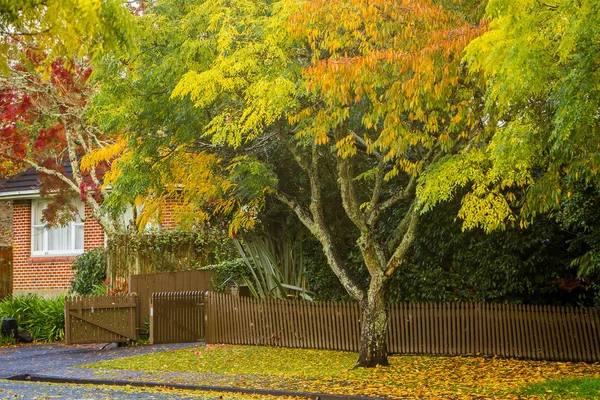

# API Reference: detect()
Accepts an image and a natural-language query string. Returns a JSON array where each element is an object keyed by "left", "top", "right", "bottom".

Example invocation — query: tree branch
[
  {"left": 384, "top": 202, "right": 420, "bottom": 277},
  {"left": 368, "top": 175, "right": 416, "bottom": 227},
  {"left": 274, "top": 132, "right": 365, "bottom": 301},
  {"left": 337, "top": 149, "right": 368, "bottom": 232},
  {"left": 22, "top": 159, "right": 79, "bottom": 193}
]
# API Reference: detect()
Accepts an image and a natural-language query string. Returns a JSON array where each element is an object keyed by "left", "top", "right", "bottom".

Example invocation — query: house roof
[{"left": 0, "top": 163, "right": 73, "bottom": 199}]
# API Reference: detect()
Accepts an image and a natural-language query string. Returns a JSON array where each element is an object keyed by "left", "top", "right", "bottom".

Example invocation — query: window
[{"left": 31, "top": 199, "right": 85, "bottom": 256}]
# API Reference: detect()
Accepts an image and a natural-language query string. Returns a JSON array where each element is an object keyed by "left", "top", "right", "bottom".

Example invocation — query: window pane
[
  {"left": 31, "top": 198, "right": 86, "bottom": 254},
  {"left": 32, "top": 227, "right": 45, "bottom": 252},
  {"left": 32, "top": 200, "right": 46, "bottom": 225},
  {"left": 74, "top": 224, "right": 84, "bottom": 250},
  {"left": 48, "top": 225, "right": 70, "bottom": 251}
]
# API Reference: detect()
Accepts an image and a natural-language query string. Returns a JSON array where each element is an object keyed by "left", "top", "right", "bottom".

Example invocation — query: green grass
[
  {"left": 519, "top": 377, "right": 600, "bottom": 399},
  {"left": 82, "top": 344, "right": 600, "bottom": 398}
]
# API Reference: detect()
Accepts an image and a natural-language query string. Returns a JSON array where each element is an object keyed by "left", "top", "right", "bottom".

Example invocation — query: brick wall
[
  {"left": 12, "top": 200, "right": 105, "bottom": 294},
  {"left": 161, "top": 197, "right": 184, "bottom": 229}
]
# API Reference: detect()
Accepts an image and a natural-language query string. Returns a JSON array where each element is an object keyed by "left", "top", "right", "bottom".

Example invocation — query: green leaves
[
  {"left": 234, "top": 234, "right": 312, "bottom": 300},
  {"left": 459, "top": 0, "right": 600, "bottom": 230},
  {"left": 0, "top": 0, "right": 134, "bottom": 72},
  {"left": 70, "top": 248, "right": 107, "bottom": 295}
]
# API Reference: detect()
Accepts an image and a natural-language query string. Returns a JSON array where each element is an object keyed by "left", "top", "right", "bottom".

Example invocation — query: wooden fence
[
  {"left": 205, "top": 293, "right": 600, "bottom": 362},
  {"left": 149, "top": 291, "right": 205, "bottom": 344},
  {"left": 129, "top": 270, "right": 214, "bottom": 331},
  {"left": 0, "top": 246, "right": 12, "bottom": 299},
  {"left": 65, "top": 294, "right": 138, "bottom": 345}
]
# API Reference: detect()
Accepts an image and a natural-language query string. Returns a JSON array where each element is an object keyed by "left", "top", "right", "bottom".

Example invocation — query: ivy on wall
[{"left": 106, "top": 228, "right": 235, "bottom": 284}]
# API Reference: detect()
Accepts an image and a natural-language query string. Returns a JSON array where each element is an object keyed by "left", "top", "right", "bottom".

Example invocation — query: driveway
[
  {"left": 0, "top": 379, "right": 206, "bottom": 399},
  {"left": 0, "top": 343, "right": 204, "bottom": 399}
]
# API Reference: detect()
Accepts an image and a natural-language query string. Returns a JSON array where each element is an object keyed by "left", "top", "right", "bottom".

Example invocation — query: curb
[{"left": 8, "top": 374, "right": 388, "bottom": 400}]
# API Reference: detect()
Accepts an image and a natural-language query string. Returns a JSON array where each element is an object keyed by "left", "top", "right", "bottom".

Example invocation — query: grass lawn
[
  {"left": 520, "top": 377, "right": 600, "bottom": 399},
  {"left": 84, "top": 345, "right": 600, "bottom": 399}
]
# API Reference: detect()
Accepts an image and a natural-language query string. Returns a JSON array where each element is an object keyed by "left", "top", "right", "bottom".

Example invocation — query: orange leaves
[{"left": 287, "top": 0, "right": 488, "bottom": 166}]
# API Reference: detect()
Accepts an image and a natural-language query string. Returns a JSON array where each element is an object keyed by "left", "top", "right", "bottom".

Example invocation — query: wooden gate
[
  {"left": 0, "top": 247, "right": 12, "bottom": 299},
  {"left": 129, "top": 269, "right": 214, "bottom": 332},
  {"left": 65, "top": 294, "right": 139, "bottom": 344},
  {"left": 149, "top": 291, "right": 205, "bottom": 344}
]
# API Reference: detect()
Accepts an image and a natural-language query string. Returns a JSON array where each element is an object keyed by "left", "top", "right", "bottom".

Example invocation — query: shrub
[
  {"left": 70, "top": 248, "right": 107, "bottom": 295},
  {"left": 0, "top": 335, "right": 16, "bottom": 346},
  {"left": 0, "top": 294, "right": 65, "bottom": 342},
  {"left": 202, "top": 258, "right": 248, "bottom": 292}
]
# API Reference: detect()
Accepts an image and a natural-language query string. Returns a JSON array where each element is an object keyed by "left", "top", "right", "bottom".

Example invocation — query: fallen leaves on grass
[{"left": 84, "top": 345, "right": 600, "bottom": 399}]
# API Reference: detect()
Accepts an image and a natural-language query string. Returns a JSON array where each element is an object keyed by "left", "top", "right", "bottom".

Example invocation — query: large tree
[{"left": 95, "top": 0, "right": 487, "bottom": 366}]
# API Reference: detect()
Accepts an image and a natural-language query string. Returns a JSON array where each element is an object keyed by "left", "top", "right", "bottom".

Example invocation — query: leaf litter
[{"left": 83, "top": 345, "right": 600, "bottom": 399}]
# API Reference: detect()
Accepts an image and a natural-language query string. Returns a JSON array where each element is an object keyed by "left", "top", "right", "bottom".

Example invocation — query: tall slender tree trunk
[{"left": 357, "top": 273, "right": 389, "bottom": 367}]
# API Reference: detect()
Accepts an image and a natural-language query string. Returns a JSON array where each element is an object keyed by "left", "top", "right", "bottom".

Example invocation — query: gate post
[
  {"left": 64, "top": 297, "right": 71, "bottom": 345},
  {"left": 149, "top": 295, "right": 155, "bottom": 344},
  {"left": 204, "top": 291, "right": 212, "bottom": 344}
]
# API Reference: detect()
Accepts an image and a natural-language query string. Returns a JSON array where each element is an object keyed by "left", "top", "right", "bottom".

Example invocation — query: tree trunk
[{"left": 357, "top": 274, "right": 389, "bottom": 367}]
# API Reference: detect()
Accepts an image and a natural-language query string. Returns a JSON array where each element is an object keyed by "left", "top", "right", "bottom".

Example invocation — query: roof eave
[{"left": 0, "top": 189, "right": 41, "bottom": 200}]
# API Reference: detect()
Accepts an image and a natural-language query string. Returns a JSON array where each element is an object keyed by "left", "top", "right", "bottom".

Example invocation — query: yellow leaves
[
  {"left": 315, "top": 133, "right": 330, "bottom": 145},
  {"left": 459, "top": 190, "right": 516, "bottom": 233},
  {"left": 335, "top": 134, "right": 357, "bottom": 158},
  {"left": 80, "top": 138, "right": 127, "bottom": 172},
  {"left": 171, "top": 69, "right": 223, "bottom": 109},
  {"left": 133, "top": 194, "right": 165, "bottom": 230},
  {"left": 88, "top": 344, "right": 600, "bottom": 399}
]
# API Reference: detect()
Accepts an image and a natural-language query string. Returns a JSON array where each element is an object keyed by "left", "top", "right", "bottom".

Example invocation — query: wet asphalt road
[{"left": 0, "top": 343, "right": 207, "bottom": 399}]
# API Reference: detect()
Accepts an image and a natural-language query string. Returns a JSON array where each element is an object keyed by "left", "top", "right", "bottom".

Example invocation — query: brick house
[
  {"left": 0, "top": 167, "right": 185, "bottom": 296},
  {"left": 0, "top": 166, "right": 105, "bottom": 296}
]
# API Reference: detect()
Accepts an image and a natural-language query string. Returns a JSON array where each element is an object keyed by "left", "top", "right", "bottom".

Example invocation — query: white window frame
[{"left": 31, "top": 199, "right": 85, "bottom": 256}]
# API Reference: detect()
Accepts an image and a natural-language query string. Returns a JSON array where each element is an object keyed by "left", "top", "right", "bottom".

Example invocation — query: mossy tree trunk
[{"left": 358, "top": 274, "right": 390, "bottom": 367}]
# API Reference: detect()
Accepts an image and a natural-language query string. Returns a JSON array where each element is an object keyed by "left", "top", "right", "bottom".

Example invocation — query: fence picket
[{"left": 90, "top": 292, "right": 600, "bottom": 363}]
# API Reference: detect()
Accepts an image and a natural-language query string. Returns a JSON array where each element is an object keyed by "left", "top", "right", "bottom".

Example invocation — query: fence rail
[
  {"left": 65, "top": 294, "right": 138, "bottom": 345},
  {"left": 205, "top": 293, "right": 600, "bottom": 362},
  {"left": 150, "top": 291, "right": 205, "bottom": 344}
]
